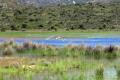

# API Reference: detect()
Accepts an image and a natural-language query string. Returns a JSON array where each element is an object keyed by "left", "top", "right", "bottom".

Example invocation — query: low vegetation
[
  {"left": 0, "top": 41, "right": 119, "bottom": 79},
  {"left": 0, "top": 3, "right": 120, "bottom": 31},
  {"left": 0, "top": 41, "right": 119, "bottom": 60}
]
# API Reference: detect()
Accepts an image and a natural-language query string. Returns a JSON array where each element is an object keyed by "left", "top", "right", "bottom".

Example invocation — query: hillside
[
  {"left": 1, "top": 0, "right": 120, "bottom": 7},
  {"left": 17, "top": 0, "right": 120, "bottom": 6},
  {"left": 0, "top": 1, "right": 120, "bottom": 31}
]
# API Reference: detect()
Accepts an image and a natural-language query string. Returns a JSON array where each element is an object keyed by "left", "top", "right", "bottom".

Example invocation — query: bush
[
  {"left": 93, "top": 46, "right": 103, "bottom": 59},
  {"left": 21, "top": 23, "right": 27, "bottom": 29},
  {"left": 2, "top": 46, "right": 15, "bottom": 56},
  {"left": 15, "top": 45, "right": 25, "bottom": 52},
  {"left": 104, "top": 45, "right": 118, "bottom": 59},
  {"left": 1, "top": 28, "right": 6, "bottom": 32},
  {"left": 85, "top": 46, "right": 94, "bottom": 57},
  {"left": 10, "top": 25, "right": 18, "bottom": 31},
  {"left": 23, "top": 41, "right": 33, "bottom": 49}
]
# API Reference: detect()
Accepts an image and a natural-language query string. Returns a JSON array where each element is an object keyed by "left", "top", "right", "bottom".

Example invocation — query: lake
[{"left": 1, "top": 38, "right": 120, "bottom": 47}]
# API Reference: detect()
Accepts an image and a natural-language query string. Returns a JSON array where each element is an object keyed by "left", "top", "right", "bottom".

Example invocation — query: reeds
[
  {"left": 85, "top": 46, "right": 94, "bottom": 57},
  {"left": 104, "top": 45, "right": 118, "bottom": 59},
  {"left": 0, "top": 41, "right": 119, "bottom": 59},
  {"left": 95, "top": 64, "right": 104, "bottom": 80},
  {"left": 93, "top": 46, "right": 104, "bottom": 59}
]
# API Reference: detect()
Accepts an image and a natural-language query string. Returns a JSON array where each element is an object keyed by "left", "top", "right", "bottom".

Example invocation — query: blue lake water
[{"left": 1, "top": 38, "right": 120, "bottom": 47}]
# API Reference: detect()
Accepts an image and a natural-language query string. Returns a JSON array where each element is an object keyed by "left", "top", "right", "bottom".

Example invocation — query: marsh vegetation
[
  {"left": 0, "top": 41, "right": 119, "bottom": 80},
  {"left": 0, "top": 41, "right": 119, "bottom": 60}
]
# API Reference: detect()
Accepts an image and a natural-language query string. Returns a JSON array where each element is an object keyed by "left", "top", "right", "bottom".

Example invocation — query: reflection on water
[
  {"left": 1, "top": 67, "right": 120, "bottom": 80},
  {"left": 104, "top": 67, "right": 117, "bottom": 80},
  {"left": 85, "top": 67, "right": 117, "bottom": 80},
  {"left": 86, "top": 70, "right": 95, "bottom": 80},
  {"left": 33, "top": 67, "right": 119, "bottom": 80}
]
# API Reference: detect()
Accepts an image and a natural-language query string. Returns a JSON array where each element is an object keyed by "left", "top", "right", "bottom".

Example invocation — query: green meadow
[{"left": 0, "top": 30, "right": 120, "bottom": 38}]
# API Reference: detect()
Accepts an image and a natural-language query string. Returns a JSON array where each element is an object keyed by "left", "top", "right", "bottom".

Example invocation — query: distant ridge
[
  {"left": 0, "top": 0, "right": 120, "bottom": 7},
  {"left": 17, "top": 0, "right": 120, "bottom": 6}
]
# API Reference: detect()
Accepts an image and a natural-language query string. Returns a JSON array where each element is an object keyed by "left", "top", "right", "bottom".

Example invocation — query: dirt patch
[{"left": 0, "top": 57, "right": 29, "bottom": 68}]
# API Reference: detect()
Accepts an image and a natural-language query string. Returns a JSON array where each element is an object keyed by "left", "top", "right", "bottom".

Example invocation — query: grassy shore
[{"left": 0, "top": 30, "right": 120, "bottom": 38}]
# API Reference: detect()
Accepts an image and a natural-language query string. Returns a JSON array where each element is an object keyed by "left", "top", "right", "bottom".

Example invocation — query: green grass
[
  {"left": 0, "top": 57, "right": 119, "bottom": 80},
  {"left": 15, "top": 44, "right": 119, "bottom": 60},
  {"left": 0, "top": 30, "right": 120, "bottom": 38},
  {"left": 0, "top": 57, "right": 101, "bottom": 80}
]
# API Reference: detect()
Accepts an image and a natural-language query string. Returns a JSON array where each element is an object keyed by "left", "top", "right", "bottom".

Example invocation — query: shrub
[
  {"left": 68, "top": 45, "right": 81, "bottom": 57},
  {"left": 23, "top": 41, "right": 33, "bottom": 49},
  {"left": 104, "top": 45, "right": 118, "bottom": 59},
  {"left": 104, "top": 45, "right": 118, "bottom": 53},
  {"left": 59, "top": 46, "right": 72, "bottom": 57},
  {"left": 93, "top": 46, "right": 103, "bottom": 59},
  {"left": 10, "top": 25, "right": 18, "bottom": 31},
  {"left": 85, "top": 46, "right": 94, "bottom": 57},
  {"left": 2, "top": 46, "right": 15, "bottom": 56},
  {"left": 32, "top": 44, "right": 39, "bottom": 50},
  {"left": 21, "top": 23, "right": 27, "bottom": 29},
  {"left": 44, "top": 45, "right": 58, "bottom": 56},
  {"left": 78, "top": 44, "right": 86, "bottom": 55},
  {"left": 1, "top": 28, "right": 6, "bottom": 32},
  {"left": 79, "top": 24, "right": 86, "bottom": 30},
  {"left": 15, "top": 45, "right": 25, "bottom": 52},
  {"left": 62, "top": 45, "right": 78, "bottom": 57}
]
